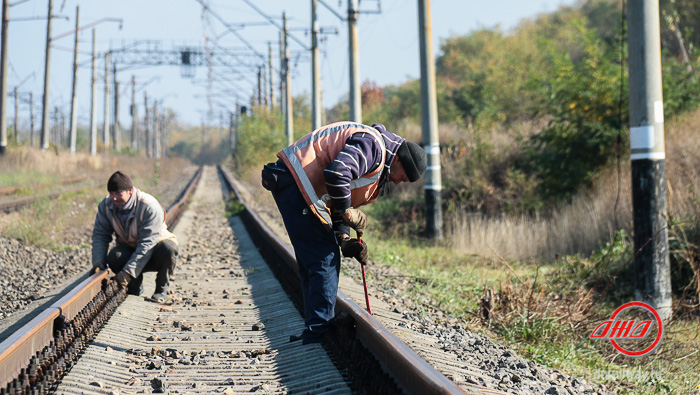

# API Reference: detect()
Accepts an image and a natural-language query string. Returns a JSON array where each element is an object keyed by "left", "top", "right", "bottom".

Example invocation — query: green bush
[
  {"left": 662, "top": 57, "right": 700, "bottom": 118},
  {"left": 232, "top": 111, "right": 286, "bottom": 174},
  {"left": 524, "top": 18, "right": 627, "bottom": 201}
]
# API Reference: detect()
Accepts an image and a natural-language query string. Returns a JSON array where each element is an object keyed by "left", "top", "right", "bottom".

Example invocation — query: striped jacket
[{"left": 277, "top": 121, "right": 404, "bottom": 230}]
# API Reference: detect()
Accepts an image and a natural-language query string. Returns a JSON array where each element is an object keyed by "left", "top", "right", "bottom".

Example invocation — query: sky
[{"left": 6, "top": 0, "right": 577, "bottom": 130}]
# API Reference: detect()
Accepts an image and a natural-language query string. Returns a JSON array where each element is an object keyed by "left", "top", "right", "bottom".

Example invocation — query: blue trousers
[{"left": 271, "top": 173, "right": 341, "bottom": 344}]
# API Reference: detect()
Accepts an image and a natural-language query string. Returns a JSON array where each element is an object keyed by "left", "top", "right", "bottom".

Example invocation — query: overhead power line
[
  {"left": 195, "top": 0, "right": 267, "bottom": 66},
  {"left": 240, "top": 0, "right": 309, "bottom": 51}
]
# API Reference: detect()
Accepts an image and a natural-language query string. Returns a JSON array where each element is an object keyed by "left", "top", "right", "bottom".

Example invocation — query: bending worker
[
  {"left": 91, "top": 171, "right": 178, "bottom": 303},
  {"left": 262, "top": 121, "right": 427, "bottom": 344}
]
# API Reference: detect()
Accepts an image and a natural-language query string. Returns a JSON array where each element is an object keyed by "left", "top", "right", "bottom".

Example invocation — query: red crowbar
[{"left": 358, "top": 236, "right": 372, "bottom": 314}]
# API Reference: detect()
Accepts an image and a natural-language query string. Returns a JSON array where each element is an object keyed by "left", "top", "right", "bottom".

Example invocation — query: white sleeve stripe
[
  {"left": 331, "top": 194, "right": 351, "bottom": 199},
  {"left": 339, "top": 151, "right": 359, "bottom": 167},
  {"left": 324, "top": 169, "right": 344, "bottom": 177},
  {"left": 347, "top": 145, "right": 369, "bottom": 173},
  {"left": 330, "top": 159, "right": 352, "bottom": 169},
  {"left": 326, "top": 182, "right": 350, "bottom": 187}
]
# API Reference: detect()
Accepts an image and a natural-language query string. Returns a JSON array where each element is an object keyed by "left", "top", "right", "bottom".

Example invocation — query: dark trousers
[
  {"left": 106, "top": 239, "right": 178, "bottom": 295},
  {"left": 271, "top": 173, "right": 341, "bottom": 344}
]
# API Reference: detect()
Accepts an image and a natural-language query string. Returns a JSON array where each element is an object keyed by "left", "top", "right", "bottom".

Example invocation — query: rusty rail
[
  {"left": 216, "top": 166, "right": 480, "bottom": 395},
  {"left": 0, "top": 176, "right": 89, "bottom": 196},
  {"left": 0, "top": 167, "right": 202, "bottom": 393}
]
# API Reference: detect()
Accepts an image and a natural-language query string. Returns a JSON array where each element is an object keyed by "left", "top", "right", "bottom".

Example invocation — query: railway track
[
  {"left": 0, "top": 166, "right": 505, "bottom": 395},
  {"left": 0, "top": 176, "right": 96, "bottom": 214},
  {"left": 0, "top": 176, "right": 89, "bottom": 196}
]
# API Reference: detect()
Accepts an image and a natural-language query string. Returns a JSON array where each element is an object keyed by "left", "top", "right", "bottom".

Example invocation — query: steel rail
[
  {"left": 0, "top": 175, "right": 88, "bottom": 196},
  {"left": 0, "top": 179, "right": 99, "bottom": 214},
  {"left": 216, "top": 166, "right": 494, "bottom": 395},
  {"left": 0, "top": 167, "right": 203, "bottom": 392}
]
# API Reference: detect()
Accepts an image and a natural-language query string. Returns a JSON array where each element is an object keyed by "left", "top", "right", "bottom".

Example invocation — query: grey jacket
[{"left": 91, "top": 188, "right": 176, "bottom": 278}]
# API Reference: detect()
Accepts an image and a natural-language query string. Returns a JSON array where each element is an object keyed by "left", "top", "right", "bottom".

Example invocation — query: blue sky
[{"left": 6, "top": 0, "right": 576, "bottom": 129}]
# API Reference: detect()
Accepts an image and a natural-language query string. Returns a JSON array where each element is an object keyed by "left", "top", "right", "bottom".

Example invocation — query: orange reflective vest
[{"left": 277, "top": 122, "right": 386, "bottom": 231}]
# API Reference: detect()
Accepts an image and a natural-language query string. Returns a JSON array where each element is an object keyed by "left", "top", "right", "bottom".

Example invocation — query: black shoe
[
  {"left": 127, "top": 282, "right": 144, "bottom": 296},
  {"left": 290, "top": 334, "right": 303, "bottom": 342},
  {"left": 126, "top": 274, "right": 144, "bottom": 296},
  {"left": 301, "top": 329, "right": 325, "bottom": 345}
]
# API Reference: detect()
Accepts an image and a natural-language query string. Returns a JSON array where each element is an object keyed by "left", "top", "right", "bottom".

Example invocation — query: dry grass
[
  {"left": 0, "top": 147, "right": 105, "bottom": 187},
  {"left": 447, "top": 176, "right": 633, "bottom": 260},
  {"left": 445, "top": 109, "right": 700, "bottom": 261}
]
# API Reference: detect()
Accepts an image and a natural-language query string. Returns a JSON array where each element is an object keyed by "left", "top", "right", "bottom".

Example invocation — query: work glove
[
  {"left": 341, "top": 237, "right": 369, "bottom": 265},
  {"left": 113, "top": 271, "right": 133, "bottom": 289},
  {"left": 341, "top": 208, "right": 367, "bottom": 238}
]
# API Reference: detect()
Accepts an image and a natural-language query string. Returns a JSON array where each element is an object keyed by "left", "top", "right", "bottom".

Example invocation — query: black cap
[
  {"left": 107, "top": 171, "right": 133, "bottom": 192},
  {"left": 396, "top": 141, "right": 427, "bottom": 182}
]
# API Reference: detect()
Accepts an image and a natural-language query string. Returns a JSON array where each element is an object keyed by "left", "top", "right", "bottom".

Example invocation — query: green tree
[
  {"left": 233, "top": 111, "right": 286, "bottom": 174},
  {"left": 525, "top": 18, "right": 627, "bottom": 200}
]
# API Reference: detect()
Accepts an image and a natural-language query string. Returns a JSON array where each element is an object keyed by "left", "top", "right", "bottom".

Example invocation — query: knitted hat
[
  {"left": 396, "top": 141, "right": 427, "bottom": 182},
  {"left": 107, "top": 171, "right": 133, "bottom": 192}
]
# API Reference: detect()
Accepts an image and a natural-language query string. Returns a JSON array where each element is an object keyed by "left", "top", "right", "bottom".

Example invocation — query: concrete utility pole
[
  {"left": 130, "top": 75, "right": 138, "bottom": 151},
  {"left": 262, "top": 66, "right": 268, "bottom": 107},
  {"left": 68, "top": 6, "right": 79, "bottom": 154},
  {"left": 89, "top": 29, "right": 97, "bottom": 156},
  {"left": 152, "top": 100, "right": 160, "bottom": 159},
  {"left": 40, "top": 0, "right": 53, "bottom": 150},
  {"left": 257, "top": 66, "right": 262, "bottom": 106},
  {"left": 103, "top": 52, "right": 110, "bottom": 150},
  {"left": 627, "top": 0, "right": 672, "bottom": 321},
  {"left": 29, "top": 92, "right": 34, "bottom": 147},
  {"left": 418, "top": 0, "right": 443, "bottom": 240},
  {"left": 12, "top": 86, "right": 17, "bottom": 144},
  {"left": 268, "top": 42, "right": 274, "bottom": 110},
  {"left": 279, "top": 28, "right": 286, "bottom": 118},
  {"left": 229, "top": 111, "right": 234, "bottom": 151},
  {"left": 311, "top": 0, "right": 321, "bottom": 130},
  {"left": 0, "top": 0, "right": 9, "bottom": 154},
  {"left": 112, "top": 64, "right": 119, "bottom": 150},
  {"left": 348, "top": 0, "right": 361, "bottom": 123},
  {"left": 283, "top": 12, "right": 293, "bottom": 145},
  {"left": 51, "top": 106, "right": 58, "bottom": 146},
  {"left": 144, "top": 91, "right": 150, "bottom": 158}
]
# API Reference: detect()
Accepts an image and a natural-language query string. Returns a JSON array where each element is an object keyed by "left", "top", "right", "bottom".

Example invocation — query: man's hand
[
  {"left": 342, "top": 208, "right": 367, "bottom": 237},
  {"left": 341, "top": 237, "right": 369, "bottom": 265},
  {"left": 113, "top": 271, "right": 133, "bottom": 288}
]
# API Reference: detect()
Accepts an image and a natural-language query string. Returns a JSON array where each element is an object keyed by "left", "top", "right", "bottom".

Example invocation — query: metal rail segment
[{"left": 0, "top": 176, "right": 88, "bottom": 196}]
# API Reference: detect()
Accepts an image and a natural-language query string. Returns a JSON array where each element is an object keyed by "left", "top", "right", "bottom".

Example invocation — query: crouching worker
[
  {"left": 262, "top": 121, "right": 426, "bottom": 344},
  {"left": 91, "top": 171, "right": 178, "bottom": 303}
]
